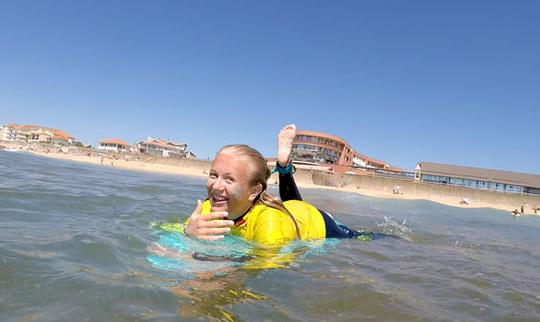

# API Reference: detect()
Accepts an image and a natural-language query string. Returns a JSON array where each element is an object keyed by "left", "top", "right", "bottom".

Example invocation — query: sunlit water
[{"left": 1, "top": 151, "right": 539, "bottom": 322}]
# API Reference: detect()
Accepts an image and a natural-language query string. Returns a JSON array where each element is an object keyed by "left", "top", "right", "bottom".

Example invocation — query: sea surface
[{"left": 1, "top": 151, "right": 539, "bottom": 322}]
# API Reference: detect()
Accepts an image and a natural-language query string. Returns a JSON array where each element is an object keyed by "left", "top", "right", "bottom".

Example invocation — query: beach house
[
  {"left": 49, "top": 128, "right": 74, "bottom": 145},
  {"left": 98, "top": 138, "right": 130, "bottom": 153},
  {"left": 136, "top": 137, "right": 191, "bottom": 158}
]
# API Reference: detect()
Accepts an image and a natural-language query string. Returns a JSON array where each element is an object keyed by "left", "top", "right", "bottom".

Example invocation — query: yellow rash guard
[
  {"left": 155, "top": 200, "right": 327, "bottom": 269},
  {"left": 199, "top": 199, "right": 326, "bottom": 246}
]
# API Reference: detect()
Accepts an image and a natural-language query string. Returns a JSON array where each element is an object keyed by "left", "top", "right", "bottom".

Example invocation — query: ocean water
[{"left": 1, "top": 151, "right": 539, "bottom": 322}]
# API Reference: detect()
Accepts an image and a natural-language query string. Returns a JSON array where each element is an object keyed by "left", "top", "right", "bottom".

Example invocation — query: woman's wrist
[{"left": 274, "top": 161, "right": 294, "bottom": 174}]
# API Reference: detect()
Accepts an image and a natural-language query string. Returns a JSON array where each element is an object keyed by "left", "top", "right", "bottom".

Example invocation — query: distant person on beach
[{"left": 182, "top": 124, "right": 378, "bottom": 245}]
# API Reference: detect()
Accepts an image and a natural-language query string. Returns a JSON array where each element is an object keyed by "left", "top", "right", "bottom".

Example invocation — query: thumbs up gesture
[{"left": 184, "top": 200, "right": 235, "bottom": 241}]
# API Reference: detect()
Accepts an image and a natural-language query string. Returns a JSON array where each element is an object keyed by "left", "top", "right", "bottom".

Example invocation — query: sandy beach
[
  {"left": 27, "top": 149, "right": 211, "bottom": 178},
  {"left": 5, "top": 142, "right": 539, "bottom": 216}
]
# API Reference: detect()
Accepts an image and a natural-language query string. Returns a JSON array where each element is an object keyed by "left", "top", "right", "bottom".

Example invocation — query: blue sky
[{"left": 1, "top": 1, "right": 539, "bottom": 174}]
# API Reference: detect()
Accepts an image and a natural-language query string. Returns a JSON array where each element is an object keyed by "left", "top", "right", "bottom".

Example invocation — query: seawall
[{"left": 310, "top": 171, "right": 540, "bottom": 214}]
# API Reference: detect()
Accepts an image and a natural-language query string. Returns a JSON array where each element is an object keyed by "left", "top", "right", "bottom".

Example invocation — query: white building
[
  {"left": 0, "top": 125, "right": 17, "bottom": 141},
  {"left": 137, "top": 137, "right": 192, "bottom": 158},
  {"left": 0, "top": 124, "right": 74, "bottom": 145},
  {"left": 98, "top": 138, "right": 130, "bottom": 153}
]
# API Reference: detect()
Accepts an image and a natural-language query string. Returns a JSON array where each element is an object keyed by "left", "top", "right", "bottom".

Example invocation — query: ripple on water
[{"left": 37, "top": 233, "right": 126, "bottom": 274}]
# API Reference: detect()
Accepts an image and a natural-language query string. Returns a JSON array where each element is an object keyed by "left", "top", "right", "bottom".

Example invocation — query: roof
[
  {"left": 353, "top": 152, "right": 387, "bottom": 167},
  {"left": 417, "top": 162, "right": 540, "bottom": 189},
  {"left": 295, "top": 130, "right": 348, "bottom": 146},
  {"left": 8, "top": 124, "right": 41, "bottom": 131},
  {"left": 100, "top": 138, "right": 129, "bottom": 146},
  {"left": 140, "top": 137, "right": 186, "bottom": 149},
  {"left": 52, "top": 128, "right": 74, "bottom": 140}
]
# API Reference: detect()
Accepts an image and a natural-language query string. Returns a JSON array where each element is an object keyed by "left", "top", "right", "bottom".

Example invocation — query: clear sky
[{"left": 1, "top": 1, "right": 539, "bottom": 174}]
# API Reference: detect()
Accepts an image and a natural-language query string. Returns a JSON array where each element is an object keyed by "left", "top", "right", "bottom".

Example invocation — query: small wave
[
  {"left": 377, "top": 216, "right": 412, "bottom": 239},
  {"left": 451, "top": 240, "right": 481, "bottom": 249}
]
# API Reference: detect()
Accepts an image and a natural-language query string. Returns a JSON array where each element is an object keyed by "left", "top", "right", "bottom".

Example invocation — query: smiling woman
[
  {"left": 184, "top": 144, "right": 313, "bottom": 245},
  {"left": 183, "top": 124, "right": 378, "bottom": 246}
]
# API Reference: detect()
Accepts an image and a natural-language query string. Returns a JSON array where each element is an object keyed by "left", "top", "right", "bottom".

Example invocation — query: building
[
  {"left": 49, "top": 128, "right": 74, "bottom": 145},
  {"left": 137, "top": 137, "right": 194, "bottom": 158},
  {"left": 291, "top": 130, "right": 389, "bottom": 173},
  {"left": 1, "top": 124, "right": 44, "bottom": 142},
  {"left": 1, "top": 124, "right": 20, "bottom": 141},
  {"left": 98, "top": 138, "right": 130, "bottom": 153},
  {"left": 0, "top": 124, "right": 74, "bottom": 145},
  {"left": 26, "top": 126, "right": 54, "bottom": 143},
  {"left": 184, "top": 151, "right": 197, "bottom": 159},
  {"left": 415, "top": 162, "right": 540, "bottom": 195}
]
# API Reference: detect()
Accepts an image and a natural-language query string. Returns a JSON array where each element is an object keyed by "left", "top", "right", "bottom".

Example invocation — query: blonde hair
[{"left": 218, "top": 144, "right": 301, "bottom": 239}]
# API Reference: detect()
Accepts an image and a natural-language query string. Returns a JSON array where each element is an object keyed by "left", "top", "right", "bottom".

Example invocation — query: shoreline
[{"left": 5, "top": 144, "right": 539, "bottom": 216}]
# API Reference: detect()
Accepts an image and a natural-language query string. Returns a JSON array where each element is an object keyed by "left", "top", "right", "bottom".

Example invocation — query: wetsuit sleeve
[{"left": 278, "top": 169, "right": 303, "bottom": 201}]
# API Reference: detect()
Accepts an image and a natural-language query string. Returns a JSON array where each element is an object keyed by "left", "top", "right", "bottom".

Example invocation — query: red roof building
[
  {"left": 1, "top": 123, "right": 74, "bottom": 145},
  {"left": 291, "top": 129, "right": 390, "bottom": 173}
]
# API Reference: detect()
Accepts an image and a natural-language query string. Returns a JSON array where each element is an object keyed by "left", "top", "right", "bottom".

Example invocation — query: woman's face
[{"left": 206, "top": 151, "right": 261, "bottom": 219}]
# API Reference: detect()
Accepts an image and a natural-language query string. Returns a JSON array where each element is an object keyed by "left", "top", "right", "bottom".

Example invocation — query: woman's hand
[{"left": 184, "top": 200, "right": 234, "bottom": 241}]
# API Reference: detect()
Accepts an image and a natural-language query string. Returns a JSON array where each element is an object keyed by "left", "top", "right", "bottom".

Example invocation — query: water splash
[{"left": 376, "top": 216, "right": 411, "bottom": 238}]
